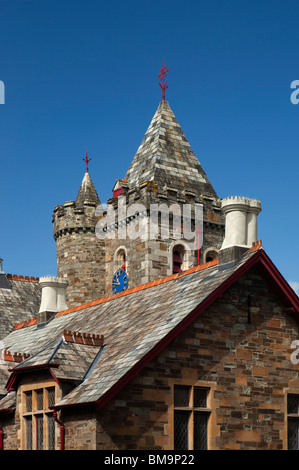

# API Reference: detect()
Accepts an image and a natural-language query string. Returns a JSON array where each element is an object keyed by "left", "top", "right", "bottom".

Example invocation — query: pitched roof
[
  {"left": 0, "top": 276, "right": 41, "bottom": 340},
  {"left": 125, "top": 101, "right": 218, "bottom": 198},
  {"left": 0, "top": 247, "right": 298, "bottom": 410},
  {"left": 75, "top": 171, "right": 101, "bottom": 207}
]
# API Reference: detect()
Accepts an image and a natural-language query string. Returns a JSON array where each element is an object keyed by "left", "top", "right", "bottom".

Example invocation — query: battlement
[
  {"left": 52, "top": 200, "right": 101, "bottom": 240},
  {"left": 220, "top": 195, "right": 262, "bottom": 250},
  {"left": 221, "top": 196, "right": 261, "bottom": 211}
]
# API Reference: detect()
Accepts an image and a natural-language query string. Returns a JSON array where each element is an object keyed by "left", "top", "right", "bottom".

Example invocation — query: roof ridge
[{"left": 56, "top": 258, "right": 220, "bottom": 318}]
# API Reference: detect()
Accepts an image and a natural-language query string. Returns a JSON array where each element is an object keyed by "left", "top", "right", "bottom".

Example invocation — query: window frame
[
  {"left": 173, "top": 385, "right": 211, "bottom": 450},
  {"left": 287, "top": 393, "right": 299, "bottom": 450},
  {"left": 20, "top": 381, "right": 58, "bottom": 451},
  {"left": 167, "top": 380, "right": 218, "bottom": 451}
]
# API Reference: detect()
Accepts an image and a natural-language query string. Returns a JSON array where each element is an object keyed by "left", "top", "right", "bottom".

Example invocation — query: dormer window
[{"left": 21, "top": 383, "right": 58, "bottom": 450}]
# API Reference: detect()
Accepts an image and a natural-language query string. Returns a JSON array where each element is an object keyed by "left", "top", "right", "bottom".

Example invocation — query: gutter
[{"left": 53, "top": 409, "right": 65, "bottom": 450}]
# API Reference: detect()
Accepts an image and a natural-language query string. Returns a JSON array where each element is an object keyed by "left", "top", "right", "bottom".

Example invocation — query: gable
[{"left": 0, "top": 248, "right": 298, "bottom": 413}]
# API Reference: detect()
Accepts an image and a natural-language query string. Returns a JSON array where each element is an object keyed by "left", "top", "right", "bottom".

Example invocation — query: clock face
[{"left": 112, "top": 268, "right": 128, "bottom": 294}]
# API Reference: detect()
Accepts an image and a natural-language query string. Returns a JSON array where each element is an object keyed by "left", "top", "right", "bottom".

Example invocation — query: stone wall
[
  {"left": 53, "top": 202, "right": 106, "bottom": 307},
  {"left": 92, "top": 268, "right": 299, "bottom": 450}
]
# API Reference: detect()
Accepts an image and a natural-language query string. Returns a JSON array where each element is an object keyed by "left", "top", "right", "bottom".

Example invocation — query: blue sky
[{"left": 0, "top": 0, "right": 298, "bottom": 294}]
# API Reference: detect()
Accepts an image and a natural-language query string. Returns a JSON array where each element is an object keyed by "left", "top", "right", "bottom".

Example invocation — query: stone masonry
[{"left": 53, "top": 101, "right": 225, "bottom": 306}]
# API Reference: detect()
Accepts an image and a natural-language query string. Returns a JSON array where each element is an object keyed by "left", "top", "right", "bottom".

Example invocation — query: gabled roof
[
  {"left": 75, "top": 171, "right": 101, "bottom": 207},
  {"left": 125, "top": 101, "right": 218, "bottom": 198},
  {"left": 0, "top": 247, "right": 298, "bottom": 411}
]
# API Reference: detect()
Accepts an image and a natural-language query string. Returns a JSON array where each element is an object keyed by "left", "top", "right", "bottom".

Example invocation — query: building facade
[{"left": 0, "top": 96, "right": 298, "bottom": 451}]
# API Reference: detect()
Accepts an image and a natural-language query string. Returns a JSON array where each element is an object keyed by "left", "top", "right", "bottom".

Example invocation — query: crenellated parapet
[
  {"left": 52, "top": 200, "right": 101, "bottom": 241},
  {"left": 220, "top": 196, "right": 262, "bottom": 250}
]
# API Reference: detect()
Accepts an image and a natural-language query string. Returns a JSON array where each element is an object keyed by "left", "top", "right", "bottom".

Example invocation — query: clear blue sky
[{"left": 0, "top": 0, "right": 298, "bottom": 294}]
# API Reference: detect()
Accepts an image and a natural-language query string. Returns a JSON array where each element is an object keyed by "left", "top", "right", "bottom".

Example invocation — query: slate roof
[
  {"left": 0, "top": 276, "right": 41, "bottom": 340},
  {"left": 75, "top": 171, "right": 101, "bottom": 207},
  {"left": 125, "top": 101, "right": 218, "bottom": 198},
  {"left": 0, "top": 246, "right": 298, "bottom": 410}
]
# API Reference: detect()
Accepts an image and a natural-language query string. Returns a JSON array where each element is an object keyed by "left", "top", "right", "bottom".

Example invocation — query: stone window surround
[
  {"left": 203, "top": 246, "right": 219, "bottom": 263},
  {"left": 165, "top": 379, "right": 219, "bottom": 450},
  {"left": 169, "top": 241, "right": 192, "bottom": 275},
  {"left": 19, "top": 379, "right": 59, "bottom": 450},
  {"left": 113, "top": 246, "right": 128, "bottom": 272}
]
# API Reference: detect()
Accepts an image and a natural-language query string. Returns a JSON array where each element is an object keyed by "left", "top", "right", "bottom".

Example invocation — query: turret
[
  {"left": 219, "top": 196, "right": 262, "bottom": 262},
  {"left": 52, "top": 158, "right": 106, "bottom": 307}
]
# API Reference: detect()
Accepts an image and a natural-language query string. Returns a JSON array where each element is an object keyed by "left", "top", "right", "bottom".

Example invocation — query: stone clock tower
[{"left": 53, "top": 97, "right": 225, "bottom": 308}]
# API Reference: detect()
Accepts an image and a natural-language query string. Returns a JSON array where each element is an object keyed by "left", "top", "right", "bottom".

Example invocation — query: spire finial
[
  {"left": 83, "top": 148, "right": 91, "bottom": 173},
  {"left": 158, "top": 58, "right": 169, "bottom": 101}
]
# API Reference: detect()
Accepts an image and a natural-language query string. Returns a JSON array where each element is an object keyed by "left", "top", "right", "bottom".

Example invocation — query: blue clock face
[{"left": 112, "top": 268, "right": 128, "bottom": 294}]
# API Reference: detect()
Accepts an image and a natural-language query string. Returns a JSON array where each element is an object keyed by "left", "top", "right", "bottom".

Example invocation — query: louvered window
[
  {"left": 173, "top": 251, "right": 183, "bottom": 273},
  {"left": 173, "top": 385, "right": 210, "bottom": 450}
]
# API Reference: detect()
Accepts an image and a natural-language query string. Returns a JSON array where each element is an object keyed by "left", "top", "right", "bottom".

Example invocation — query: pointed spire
[
  {"left": 75, "top": 150, "right": 101, "bottom": 207},
  {"left": 125, "top": 101, "right": 218, "bottom": 198}
]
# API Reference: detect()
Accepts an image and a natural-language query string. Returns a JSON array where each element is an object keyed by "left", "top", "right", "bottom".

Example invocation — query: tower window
[
  {"left": 173, "top": 251, "right": 183, "bottom": 273},
  {"left": 204, "top": 249, "right": 219, "bottom": 263},
  {"left": 115, "top": 248, "right": 126, "bottom": 270}
]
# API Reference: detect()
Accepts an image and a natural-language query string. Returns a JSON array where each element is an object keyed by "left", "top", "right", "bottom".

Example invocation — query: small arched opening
[
  {"left": 114, "top": 247, "right": 127, "bottom": 271},
  {"left": 204, "top": 248, "right": 219, "bottom": 263}
]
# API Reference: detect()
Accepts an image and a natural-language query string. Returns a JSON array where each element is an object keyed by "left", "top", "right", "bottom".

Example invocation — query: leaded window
[
  {"left": 173, "top": 385, "right": 210, "bottom": 450},
  {"left": 288, "top": 394, "right": 299, "bottom": 450},
  {"left": 22, "top": 385, "right": 57, "bottom": 450}
]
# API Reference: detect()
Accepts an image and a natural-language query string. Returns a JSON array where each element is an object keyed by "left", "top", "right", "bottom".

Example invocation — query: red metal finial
[
  {"left": 83, "top": 148, "right": 91, "bottom": 173},
  {"left": 158, "top": 58, "right": 169, "bottom": 101}
]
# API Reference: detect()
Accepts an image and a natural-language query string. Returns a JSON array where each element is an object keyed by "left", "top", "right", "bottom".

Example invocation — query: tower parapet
[{"left": 53, "top": 200, "right": 99, "bottom": 241}]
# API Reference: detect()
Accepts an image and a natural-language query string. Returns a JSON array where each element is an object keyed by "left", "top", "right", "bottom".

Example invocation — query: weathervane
[
  {"left": 83, "top": 149, "right": 91, "bottom": 173},
  {"left": 158, "top": 58, "right": 169, "bottom": 101}
]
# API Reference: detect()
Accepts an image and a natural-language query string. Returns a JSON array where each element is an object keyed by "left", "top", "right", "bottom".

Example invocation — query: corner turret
[{"left": 52, "top": 161, "right": 106, "bottom": 307}]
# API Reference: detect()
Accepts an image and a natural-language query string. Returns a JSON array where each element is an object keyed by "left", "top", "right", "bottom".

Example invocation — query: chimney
[
  {"left": 0, "top": 257, "right": 4, "bottom": 274},
  {"left": 219, "top": 197, "right": 261, "bottom": 263},
  {"left": 38, "top": 277, "right": 68, "bottom": 324}
]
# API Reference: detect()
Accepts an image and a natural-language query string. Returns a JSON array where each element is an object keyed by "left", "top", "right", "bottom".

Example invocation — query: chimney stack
[
  {"left": 219, "top": 197, "right": 261, "bottom": 263},
  {"left": 38, "top": 277, "right": 68, "bottom": 324}
]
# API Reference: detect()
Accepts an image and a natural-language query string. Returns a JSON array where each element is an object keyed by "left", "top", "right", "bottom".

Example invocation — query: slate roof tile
[
  {"left": 0, "top": 247, "right": 297, "bottom": 411},
  {"left": 0, "top": 278, "right": 41, "bottom": 339}
]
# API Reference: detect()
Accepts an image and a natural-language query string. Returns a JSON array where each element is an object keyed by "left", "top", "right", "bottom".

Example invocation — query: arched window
[
  {"left": 203, "top": 248, "right": 219, "bottom": 263},
  {"left": 172, "top": 244, "right": 188, "bottom": 274},
  {"left": 114, "top": 247, "right": 127, "bottom": 271}
]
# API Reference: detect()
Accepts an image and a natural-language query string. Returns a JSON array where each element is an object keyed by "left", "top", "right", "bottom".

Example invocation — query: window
[
  {"left": 114, "top": 247, "right": 127, "bottom": 271},
  {"left": 173, "top": 250, "right": 183, "bottom": 273},
  {"left": 173, "top": 385, "right": 210, "bottom": 450},
  {"left": 204, "top": 248, "right": 219, "bottom": 263},
  {"left": 288, "top": 394, "right": 299, "bottom": 449},
  {"left": 22, "top": 386, "right": 57, "bottom": 450}
]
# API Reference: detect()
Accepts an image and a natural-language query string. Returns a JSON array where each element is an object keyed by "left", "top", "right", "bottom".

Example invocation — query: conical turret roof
[
  {"left": 75, "top": 171, "right": 101, "bottom": 207},
  {"left": 125, "top": 101, "right": 218, "bottom": 198}
]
